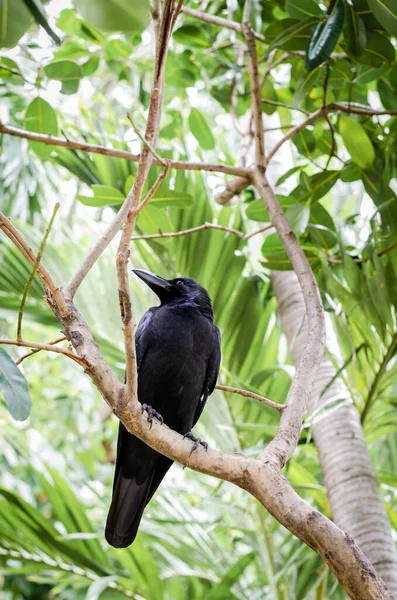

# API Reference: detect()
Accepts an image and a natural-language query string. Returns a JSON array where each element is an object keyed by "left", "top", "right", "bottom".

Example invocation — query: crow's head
[{"left": 133, "top": 270, "right": 213, "bottom": 319}]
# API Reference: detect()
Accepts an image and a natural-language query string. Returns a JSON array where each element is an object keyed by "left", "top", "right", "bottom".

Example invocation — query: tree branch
[
  {"left": 215, "top": 176, "right": 251, "bottom": 205},
  {"left": 180, "top": 5, "right": 265, "bottom": 42},
  {"left": 15, "top": 336, "right": 67, "bottom": 365},
  {"left": 216, "top": 384, "right": 284, "bottom": 411},
  {"left": 131, "top": 221, "right": 273, "bottom": 241},
  {"left": 0, "top": 122, "right": 251, "bottom": 178},
  {"left": 242, "top": 22, "right": 265, "bottom": 167},
  {"left": 0, "top": 338, "right": 88, "bottom": 368},
  {"left": 240, "top": 0, "right": 326, "bottom": 470},
  {"left": 116, "top": 0, "right": 180, "bottom": 402}
]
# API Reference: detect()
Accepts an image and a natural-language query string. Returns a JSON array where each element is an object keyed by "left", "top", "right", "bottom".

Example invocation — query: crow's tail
[{"left": 105, "top": 470, "right": 154, "bottom": 548}]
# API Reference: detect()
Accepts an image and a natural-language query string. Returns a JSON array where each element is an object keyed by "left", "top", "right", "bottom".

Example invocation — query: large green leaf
[
  {"left": 286, "top": 0, "right": 322, "bottom": 19},
  {"left": 173, "top": 25, "right": 211, "bottom": 48},
  {"left": 353, "top": 31, "right": 395, "bottom": 67},
  {"left": 188, "top": 108, "right": 215, "bottom": 150},
  {"left": 74, "top": 0, "right": 149, "bottom": 33},
  {"left": 305, "top": 0, "right": 345, "bottom": 71},
  {"left": 339, "top": 116, "right": 375, "bottom": 169},
  {"left": 44, "top": 60, "right": 83, "bottom": 94},
  {"left": 0, "top": 348, "right": 32, "bottom": 420},
  {"left": 269, "top": 17, "right": 318, "bottom": 53},
  {"left": 367, "top": 0, "right": 397, "bottom": 36},
  {"left": 344, "top": 3, "right": 366, "bottom": 57},
  {"left": 77, "top": 185, "right": 125, "bottom": 207},
  {"left": 0, "top": 0, "right": 32, "bottom": 48},
  {"left": 151, "top": 188, "right": 194, "bottom": 209},
  {"left": 24, "top": 98, "right": 58, "bottom": 159}
]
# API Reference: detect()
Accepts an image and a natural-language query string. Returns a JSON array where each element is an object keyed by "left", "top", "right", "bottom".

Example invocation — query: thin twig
[
  {"left": 0, "top": 123, "right": 250, "bottom": 178},
  {"left": 0, "top": 338, "right": 88, "bottom": 368},
  {"left": 17, "top": 203, "right": 59, "bottom": 341},
  {"left": 262, "top": 99, "right": 310, "bottom": 116},
  {"left": 216, "top": 384, "right": 284, "bottom": 412},
  {"left": 135, "top": 162, "right": 170, "bottom": 214},
  {"left": 127, "top": 112, "right": 167, "bottom": 166},
  {"left": 180, "top": 5, "right": 265, "bottom": 42},
  {"left": 16, "top": 336, "right": 67, "bottom": 365},
  {"left": 131, "top": 221, "right": 273, "bottom": 241},
  {"left": 244, "top": 223, "right": 273, "bottom": 240},
  {"left": 328, "top": 240, "right": 397, "bottom": 265},
  {"left": 265, "top": 107, "right": 324, "bottom": 166}
]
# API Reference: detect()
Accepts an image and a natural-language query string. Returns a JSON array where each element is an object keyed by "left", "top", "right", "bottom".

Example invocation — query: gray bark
[{"left": 272, "top": 271, "right": 397, "bottom": 594}]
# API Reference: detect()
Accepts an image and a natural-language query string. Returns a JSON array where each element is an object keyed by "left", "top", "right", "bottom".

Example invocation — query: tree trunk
[
  {"left": 262, "top": 113, "right": 397, "bottom": 594},
  {"left": 272, "top": 271, "right": 397, "bottom": 594}
]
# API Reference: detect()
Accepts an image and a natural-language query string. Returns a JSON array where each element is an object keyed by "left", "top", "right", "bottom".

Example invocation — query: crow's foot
[
  {"left": 141, "top": 404, "right": 163, "bottom": 429},
  {"left": 183, "top": 431, "right": 208, "bottom": 455}
]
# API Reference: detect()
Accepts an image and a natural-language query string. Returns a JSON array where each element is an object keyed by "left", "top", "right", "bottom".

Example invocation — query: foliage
[{"left": 0, "top": 0, "right": 396, "bottom": 598}]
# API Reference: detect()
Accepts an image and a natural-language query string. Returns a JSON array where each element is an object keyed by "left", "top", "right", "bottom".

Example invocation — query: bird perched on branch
[{"left": 105, "top": 270, "right": 221, "bottom": 548}]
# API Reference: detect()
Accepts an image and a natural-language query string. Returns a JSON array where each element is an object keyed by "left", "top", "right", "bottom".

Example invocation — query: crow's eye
[{"left": 177, "top": 281, "right": 184, "bottom": 287}]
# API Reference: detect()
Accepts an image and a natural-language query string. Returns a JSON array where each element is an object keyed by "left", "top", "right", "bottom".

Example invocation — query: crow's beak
[{"left": 133, "top": 269, "right": 173, "bottom": 297}]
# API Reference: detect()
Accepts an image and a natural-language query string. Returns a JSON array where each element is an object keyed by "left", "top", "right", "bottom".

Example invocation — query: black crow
[{"left": 105, "top": 270, "right": 221, "bottom": 548}]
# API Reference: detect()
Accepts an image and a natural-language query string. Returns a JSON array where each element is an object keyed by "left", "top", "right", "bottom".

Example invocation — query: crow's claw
[
  {"left": 141, "top": 404, "right": 163, "bottom": 429},
  {"left": 183, "top": 431, "right": 208, "bottom": 455}
]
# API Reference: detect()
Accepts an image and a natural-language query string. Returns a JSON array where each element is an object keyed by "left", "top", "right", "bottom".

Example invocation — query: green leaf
[
  {"left": 276, "top": 166, "right": 302, "bottom": 187},
  {"left": 292, "top": 129, "right": 316, "bottom": 156},
  {"left": 354, "top": 31, "right": 395, "bottom": 67},
  {"left": 292, "top": 170, "right": 340, "bottom": 203},
  {"left": 269, "top": 17, "right": 318, "bottom": 53},
  {"left": 378, "top": 78, "right": 397, "bottom": 110},
  {"left": 188, "top": 108, "right": 215, "bottom": 150},
  {"left": 0, "top": 348, "right": 32, "bottom": 421},
  {"left": 344, "top": 4, "right": 366, "bottom": 57},
  {"left": 24, "top": 98, "right": 58, "bottom": 159},
  {"left": 207, "top": 553, "right": 254, "bottom": 600},
  {"left": 339, "top": 116, "right": 375, "bottom": 169},
  {"left": 22, "top": 0, "right": 61, "bottom": 45},
  {"left": 286, "top": 0, "right": 322, "bottom": 19},
  {"left": 151, "top": 189, "right": 194, "bottom": 209},
  {"left": 81, "top": 56, "right": 100, "bottom": 77},
  {"left": 57, "top": 8, "right": 104, "bottom": 42},
  {"left": 74, "top": 0, "right": 149, "bottom": 33},
  {"left": 354, "top": 63, "right": 389, "bottom": 84},
  {"left": 44, "top": 60, "right": 83, "bottom": 94},
  {"left": 308, "top": 203, "right": 337, "bottom": 249},
  {"left": 367, "top": 0, "right": 397, "bottom": 36},
  {"left": 173, "top": 25, "right": 211, "bottom": 48},
  {"left": 261, "top": 79, "right": 278, "bottom": 115},
  {"left": 86, "top": 576, "right": 118, "bottom": 600},
  {"left": 0, "top": 0, "right": 32, "bottom": 48},
  {"left": 285, "top": 203, "right": 310, "bottom": 233},
  {"left": 77, "top": 185, "right": 125, "bottom": 207},
  {"left": 305, "top": 0, "right": 345, "bottom": 71},
  {"left": 262, "top": 234, "right": 319, "bottom": 270},
  {"left": 0, "top": 56, "right": 22, "bottom": 81},
  {"left": 245, "top": 195, "right": 294, "bottom": 222},
  {"left": 136, "top": 204, "right": 174, "bottom": 242}
]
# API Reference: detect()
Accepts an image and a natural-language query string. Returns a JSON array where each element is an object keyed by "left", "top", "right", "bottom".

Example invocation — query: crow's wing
[{"left": 192, "top": 325, "right": 221, "bottom": 427}]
